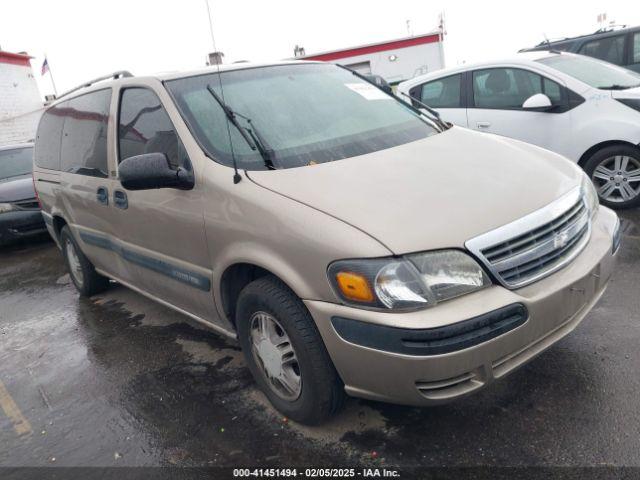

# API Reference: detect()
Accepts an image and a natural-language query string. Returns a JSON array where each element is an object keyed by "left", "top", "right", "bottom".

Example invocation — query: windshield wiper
[
  {"left": 399, "top": 92, "right": 451, "bottom": 130},
  {"left": 597, "top": 84, "right": 640, "bottom": 90},
  {"left": 206, "top": 84, "right": 276, "bottom": 170},
  {"left": 338, "top": 65, "right": 449, "bottom": 131},
  {"left": 233, "top": 111, "right": 276, "bottom": 170}
]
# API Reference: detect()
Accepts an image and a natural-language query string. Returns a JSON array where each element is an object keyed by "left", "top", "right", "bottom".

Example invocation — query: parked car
[
  {"left": 397, "top": 51, "right": 640, "bottom": 208},
  {"left": 34, "top": 62, "right": 620, "bottom": 424},
  {"left": 0, "top": 143, "right": 47, "bottom": 245},
  {"left": 520, "top": 25, "right": 640, "bottom": 73}
]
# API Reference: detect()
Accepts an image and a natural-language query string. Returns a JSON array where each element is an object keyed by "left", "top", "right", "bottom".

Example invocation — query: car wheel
[
  {"left": 60, "top": 226, "right": 110, "bottom": 297},
  {"left": 236, "top": 275, "right": 345, "bottom": 425},
  {"left": 584, "top": 145, "right": 640, "bottom": 209}
]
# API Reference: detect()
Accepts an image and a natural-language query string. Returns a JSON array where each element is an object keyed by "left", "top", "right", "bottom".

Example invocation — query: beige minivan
[{"left": 34, "top": 62, "right": 621, "bottom": 424}]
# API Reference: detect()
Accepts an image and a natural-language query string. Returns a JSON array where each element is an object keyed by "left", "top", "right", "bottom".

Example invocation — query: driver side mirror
[
  {"left": 522, "top": 93, "right": 553, "bottom": 111},
  {"left": 119, "top": 153, "right": 194, "bottom": 191}
]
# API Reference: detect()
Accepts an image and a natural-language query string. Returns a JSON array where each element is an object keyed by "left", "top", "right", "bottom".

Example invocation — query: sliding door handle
[
  {"left": 96, "top": 187, "right": 109, "bottom": 205},
  {"left": 113, "top": 190, "right": 128, "bottom": 210}
]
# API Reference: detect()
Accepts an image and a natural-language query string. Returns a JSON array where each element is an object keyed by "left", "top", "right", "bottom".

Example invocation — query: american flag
[{"left": 41, "top": 58, "right": 49, "bottom": 76}]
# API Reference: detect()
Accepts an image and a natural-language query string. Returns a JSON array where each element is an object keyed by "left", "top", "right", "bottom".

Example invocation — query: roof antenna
[{"left": 205, "top": 0, "right": 241, "bottom": 184}]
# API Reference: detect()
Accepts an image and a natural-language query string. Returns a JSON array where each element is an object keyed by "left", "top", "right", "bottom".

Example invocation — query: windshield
[
  {"left": 0, "top": 147, "right": 33, "bottom": 180},
  {"left": 166, "top": 64, "right": 438, "bottom": 170},
  {"left": 537, "top": 54, "right": 640, "bottom": 90}
]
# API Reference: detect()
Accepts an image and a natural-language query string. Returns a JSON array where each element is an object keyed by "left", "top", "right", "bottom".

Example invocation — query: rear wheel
[
  {"left": 236, "top": 275, "right": 345, "bottom": 424},
  {"left": 584, "top": 145, "right": 640, "bottom": 209},
  {"left": 60, "top": 226, "right": 110, "bottom": 296}
]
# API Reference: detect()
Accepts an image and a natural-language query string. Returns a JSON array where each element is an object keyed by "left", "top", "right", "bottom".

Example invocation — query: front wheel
[
  {"left": 236, "top": 275, "right": 345, "bottom": 425},
  {"left": 584, "top": 145, "right": 640, "bottom": 209}
]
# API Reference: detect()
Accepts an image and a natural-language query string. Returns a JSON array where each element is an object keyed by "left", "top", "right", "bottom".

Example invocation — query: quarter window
[
  {"left": 578, "top": 35, "right": 625, "bottom": 65},
  {"left": 35, "top": 104, "right": 67, "bottom": 171},
  {"left": 633, "top": 33, "right": 640, "bottom": 64},
  {"left": 420, "top": 74, "right": 462, "bottom": 108},
  {"left": 60, "top": 89, "right": 111, "bottom": 177},
  {"left": 472, "top": 68, "right": 562, "bottom": 109},
  {"left": 118, "top": 88, "right": 186, "bottom": 169}
]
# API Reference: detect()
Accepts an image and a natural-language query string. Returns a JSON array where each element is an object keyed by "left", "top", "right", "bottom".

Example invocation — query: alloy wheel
[{"left": 591, "top": 155, "right": 640, "bottom": 203}]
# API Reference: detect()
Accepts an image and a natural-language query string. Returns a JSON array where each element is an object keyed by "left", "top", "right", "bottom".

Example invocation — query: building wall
[
  {"left": 0, "top": 58, "right": 43, "bottom": 147},
  {"left": 336, "top": 41, "right": 444, "bottom": 84},
  {"left": 301, "top": 34, "right": 445, "bottom": 84}
]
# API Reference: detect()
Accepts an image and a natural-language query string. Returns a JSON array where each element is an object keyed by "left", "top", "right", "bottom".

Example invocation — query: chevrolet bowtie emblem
[{"left": 553, "top": 231, "right": 570, "bottom": 249}]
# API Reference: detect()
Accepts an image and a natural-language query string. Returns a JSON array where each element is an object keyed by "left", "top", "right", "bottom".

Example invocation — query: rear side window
[
  {"left": 633, "top": 33, "right": 640, "bottom": 64},
  {"left": 60, "top": 89, "right": 111, "bottom": 177},
  {"left": 472, "top": 68, "right": 562, "bottom": 109},
  {"left": 420, "top": 74, "right": 462, "bottom": 108},
  {"left": 118, "top": 88, "right": 185, "bottom": 169},
  {"left": 35, "top": 105, "right": 66, "bottom": 170},
  {"left": 578, "top": 35, "right": 625, "bottom": 65}
]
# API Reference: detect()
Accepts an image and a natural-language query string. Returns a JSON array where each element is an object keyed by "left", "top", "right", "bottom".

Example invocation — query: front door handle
[
  {"left": 97, "top": 187, "right": 109, "bottom": 205},
  {"left": 476, "top": 121, "right": 491, "bottom": 129},
  {"left": 113, "top": 189, "right": 128, "bottom": 210}
]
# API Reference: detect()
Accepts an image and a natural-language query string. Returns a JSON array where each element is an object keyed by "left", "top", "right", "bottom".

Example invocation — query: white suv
[{"left": 398, "top": 52, "right": 640, "bottom": 208}]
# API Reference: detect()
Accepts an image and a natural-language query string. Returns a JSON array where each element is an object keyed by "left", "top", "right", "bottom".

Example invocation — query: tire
[
  {"left": 60, "top": 226, "right": 110, "bottom": 297},
  {"left": 236, "top": 275, "right": 345, "bottom": 424},
  {"left": 583, "top": 145, "right": 640, "bottom": 210}
]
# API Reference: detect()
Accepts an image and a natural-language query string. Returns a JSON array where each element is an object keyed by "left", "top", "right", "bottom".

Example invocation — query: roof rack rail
[{"left": 56, "top": 70, "right": 133, "bottom": 100}]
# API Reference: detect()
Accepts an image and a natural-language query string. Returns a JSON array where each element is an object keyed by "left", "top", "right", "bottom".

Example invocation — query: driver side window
[
  {"left": 472, "top": 68, "right": 562, "bottom": 110},
  {"left": 118, "top": 88, "right": 188, "bottom": 169}
]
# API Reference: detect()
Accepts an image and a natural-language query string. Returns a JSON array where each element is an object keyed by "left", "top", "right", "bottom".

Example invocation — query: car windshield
[
  {"left": 0, "top": 147, "right": 33, "bottom": 180},
  {"left": 166, "top": 63, "right": 438, "bottom": 170},
  {"left": 537, "top": 54, "right": 640, "bottom": 90}
]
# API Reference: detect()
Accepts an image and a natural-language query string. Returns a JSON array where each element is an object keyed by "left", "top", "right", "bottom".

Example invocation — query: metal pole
[{"left": 45, "top": 55, "right": 58, "bottom": 97}]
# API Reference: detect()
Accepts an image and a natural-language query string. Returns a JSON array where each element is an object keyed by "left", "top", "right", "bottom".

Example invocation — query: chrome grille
[{"left": 466, "top": 187, "right": 591, "bottom": 289}]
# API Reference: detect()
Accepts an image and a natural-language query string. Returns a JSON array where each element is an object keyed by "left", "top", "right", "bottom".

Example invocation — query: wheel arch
[
  {"left": 51, "top": 215, "right": 68, "bottom": 243},
  {"left": 218, "top": 261, "right": 312, "bottom": 331},
  {"left": 578, "top": 140, "right": 640, "bottom": 169}
]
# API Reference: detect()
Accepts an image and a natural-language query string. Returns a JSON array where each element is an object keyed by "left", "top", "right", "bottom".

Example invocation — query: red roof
[
  {"left": 299, "top": 32, "right": 441, "bottom": 62},
  {"left": 0, "top": 51, "right": 33, "bottom": 67}
]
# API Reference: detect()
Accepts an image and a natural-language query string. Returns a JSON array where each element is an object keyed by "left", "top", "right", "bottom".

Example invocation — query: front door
[
  {"left": 112, "top": 85, "right": 214, "bottom": 321},
  {"left": 465, "top": 67, "right": 573, "bottom": 158}
]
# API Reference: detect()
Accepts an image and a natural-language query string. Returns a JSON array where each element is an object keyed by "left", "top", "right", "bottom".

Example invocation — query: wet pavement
[{"left": 0, "top": 209, "right": 639, "bottom": 469}]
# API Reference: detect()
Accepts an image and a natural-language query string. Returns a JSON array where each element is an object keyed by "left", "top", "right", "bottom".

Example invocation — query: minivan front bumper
[{"left": 305, "top": 207, "right": 619, "bottom": 406}]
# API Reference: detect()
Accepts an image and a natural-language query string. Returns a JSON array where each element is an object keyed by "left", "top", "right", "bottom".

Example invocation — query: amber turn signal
[{"left": 335, "top": 271, "right": 375, "bottom": 303}]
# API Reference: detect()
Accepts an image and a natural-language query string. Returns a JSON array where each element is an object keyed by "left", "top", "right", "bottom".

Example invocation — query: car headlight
[
  {"left": 581, "top": 172, "right": 599, "bottom": 218},
  {"left": 0, "top": 203, "right": 17, "bottom": 214},
  {"left": 328, "top": 250, "right": 491, "bottom": 311}
]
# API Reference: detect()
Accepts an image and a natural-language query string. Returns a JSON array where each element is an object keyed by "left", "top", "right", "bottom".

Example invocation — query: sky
[{"left": 1, "top": 0, "right": 639, "bottom": 98}]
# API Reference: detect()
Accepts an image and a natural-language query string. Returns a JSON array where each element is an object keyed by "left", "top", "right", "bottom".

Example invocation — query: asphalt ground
[{"left": 0, "top": 209, "right": 639, "bottom": 478}]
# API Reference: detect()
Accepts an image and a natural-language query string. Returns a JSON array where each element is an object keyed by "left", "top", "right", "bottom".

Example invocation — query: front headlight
[
  {"left": 581, "top": 173, "right": 599, "bottom": 218},
  {"left": 0, "top": 203, "right": 17, "bottom": 214},
  {"left": 328, "top": 250, "right": 491, "bottom": 311}
]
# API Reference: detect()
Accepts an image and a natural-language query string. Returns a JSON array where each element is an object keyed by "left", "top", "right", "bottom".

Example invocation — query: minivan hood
[
  {"left": 248, "top": 127, "right": 583, "bottom": 254},
  {"left": 0, "top": 174, "right": 36, "bottom": 202}
]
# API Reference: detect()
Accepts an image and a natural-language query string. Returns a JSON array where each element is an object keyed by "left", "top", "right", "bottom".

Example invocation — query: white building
[
  {"left": 0, "top": 50, "right": 43, "bottom": 147},
  {"left": 294, "top": 32, "right": 445, "bottom": 85}
]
